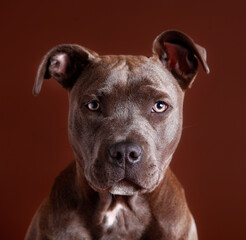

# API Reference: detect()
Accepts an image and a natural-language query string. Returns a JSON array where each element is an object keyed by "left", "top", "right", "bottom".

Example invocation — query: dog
[{"left": 25, "top": 30, "right": 209, "bottom": 240}]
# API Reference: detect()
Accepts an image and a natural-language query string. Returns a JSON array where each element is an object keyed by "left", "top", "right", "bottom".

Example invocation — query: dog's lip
[
  {"left": 86, "top": 180, "right": 109, "bottom": 192},
  {"left": 87, "top": 178, "right": 143, "bottom": 195},
  {"left": 116, "top": 179, "right": 141, "bottom": 189}
]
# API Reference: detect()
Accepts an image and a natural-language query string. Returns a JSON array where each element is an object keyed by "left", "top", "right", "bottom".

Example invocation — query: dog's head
[{"left": 34, "top": 30, "right": 209, "bottom": 195}]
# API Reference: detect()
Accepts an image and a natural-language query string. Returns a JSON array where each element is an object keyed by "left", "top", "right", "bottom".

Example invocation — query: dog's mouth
[
  {"left": 87, "top": 177, "right": 142, "bottom": 196},
  {"left": 108, "top": 179, "right": 142, "bottom": 196}
]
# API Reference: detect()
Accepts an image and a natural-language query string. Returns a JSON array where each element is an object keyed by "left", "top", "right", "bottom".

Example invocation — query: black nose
[{"left": 109, "top": 142, "right": 143, "bottom": 167}]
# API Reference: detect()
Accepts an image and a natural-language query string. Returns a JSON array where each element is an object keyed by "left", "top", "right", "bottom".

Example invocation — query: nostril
[
  {"left": 109, "top": 149, "right": 123, "bottom": 161},
  {"left": 129, "top": 151, "right": 139, "bottom": 160},
  {"left": 109, "top": 145, "right": 125, "bottom": 167},
  {"left": 115, "top": 152, "right": 122, "bottom": 160}
]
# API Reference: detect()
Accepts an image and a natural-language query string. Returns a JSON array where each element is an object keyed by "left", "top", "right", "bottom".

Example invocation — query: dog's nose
[{"left": 109, "top": 142, "right": 143, "bottom": 166}]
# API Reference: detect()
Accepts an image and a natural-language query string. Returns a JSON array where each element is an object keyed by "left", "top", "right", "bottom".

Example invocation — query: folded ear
[
  {"left": 33, "top": 44, "right": 98, "bottom": 96},
  {"left": 152, "top": 30, "right": 210, "bottom": 89}
]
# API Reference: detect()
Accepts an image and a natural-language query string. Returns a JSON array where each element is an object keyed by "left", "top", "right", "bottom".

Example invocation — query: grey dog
[{"left": 26, "top": 30, "right": 209, "bottom": 240}]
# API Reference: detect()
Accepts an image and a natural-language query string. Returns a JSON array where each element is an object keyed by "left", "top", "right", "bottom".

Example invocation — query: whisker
[{"left": 182, "top": 125, "right": 194, "bottom": 130}]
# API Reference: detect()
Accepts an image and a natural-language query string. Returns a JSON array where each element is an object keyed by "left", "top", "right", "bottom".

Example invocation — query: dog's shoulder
[
  {"left": 49, "top": 161, "right": 80, "bottom": 209},
  {"left": 148, "top": 167, "right": 197, "bottom": 239},
  {"left": 25, "top": 162, "right": 92, "bottom": 240}
]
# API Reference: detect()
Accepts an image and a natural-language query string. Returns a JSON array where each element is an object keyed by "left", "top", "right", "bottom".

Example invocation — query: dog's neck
[
  {"left": 72, "top": 159, "right": 152, "bottom": 237},
  {"left": 90, "top": 191, "right": 151, "bottom": 238}
]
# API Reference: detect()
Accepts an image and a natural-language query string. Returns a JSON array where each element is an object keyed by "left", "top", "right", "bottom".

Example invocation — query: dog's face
[
  {"left": 33, "top": 30, "right": 209, "bottom": 195},
  {"left": 68, "top": 55, "right": 184, "bottom": 195}
]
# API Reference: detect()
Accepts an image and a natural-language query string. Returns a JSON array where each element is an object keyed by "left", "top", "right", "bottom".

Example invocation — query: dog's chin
[
  {"left": 86, "top": 178, "right": 138, "bottom": 195},
  {"left": 108, "top": 180, "right": 141, "bottom": 196}
]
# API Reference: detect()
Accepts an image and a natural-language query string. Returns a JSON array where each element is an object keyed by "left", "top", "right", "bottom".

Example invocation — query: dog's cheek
[
  {"left": 161, "top": 113, "right": 182, "bottom": 156},
  {"left": 68, "top": 107, "right": 114, "bottom": 187},
  {"left": 148, "top": 108, "right": 183, "bottom": 182},
  {"left": 68, "top": 108, "right": 96, "bottom": 165}
]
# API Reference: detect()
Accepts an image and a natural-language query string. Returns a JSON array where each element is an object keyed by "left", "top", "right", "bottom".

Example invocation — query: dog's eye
[
  {"left": 152, "top": 101, "right": 168, "bottom": 113},
  {"left": 87, "top": 101, "right": 100, "bottom": 111}
]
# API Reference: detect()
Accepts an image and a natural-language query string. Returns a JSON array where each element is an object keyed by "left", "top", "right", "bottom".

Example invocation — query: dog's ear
[
  {"left": 33, "top": 44, "right": 98, "bottom": 96},
  {"left": 152, "top": 30, "right": 210, "bottom": 89}
]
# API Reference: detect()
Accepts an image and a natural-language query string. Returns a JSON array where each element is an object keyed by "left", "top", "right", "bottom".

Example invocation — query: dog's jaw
[{"left": 109, "top": 179, "right": 141, "bottom": 196}]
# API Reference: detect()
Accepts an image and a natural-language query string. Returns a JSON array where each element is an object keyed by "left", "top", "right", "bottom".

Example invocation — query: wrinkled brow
[{"left": 138, "top": 85, "right": 171, "bottom": 100}]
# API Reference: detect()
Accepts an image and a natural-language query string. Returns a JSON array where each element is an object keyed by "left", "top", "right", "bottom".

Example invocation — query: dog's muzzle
[{"left": 106, "top": 141, "right": 144, "bottom": 195}]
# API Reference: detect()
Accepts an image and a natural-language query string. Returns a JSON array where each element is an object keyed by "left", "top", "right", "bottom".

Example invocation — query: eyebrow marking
[{"left": 139, "top": 85, "right": 171, "bottom": 100}]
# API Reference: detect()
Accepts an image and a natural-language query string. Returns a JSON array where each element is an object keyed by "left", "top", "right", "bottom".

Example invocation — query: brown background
[{"left": 1, "top": 0, "right": 245, "bottom": 239}]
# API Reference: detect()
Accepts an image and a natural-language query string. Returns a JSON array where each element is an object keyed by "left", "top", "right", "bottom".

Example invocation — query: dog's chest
[
  {"left": 98, "top": 203, "right": 148, "bottom": 240},
  {"left": 103, "top": 203, "right": 125, "bottom": 228}
]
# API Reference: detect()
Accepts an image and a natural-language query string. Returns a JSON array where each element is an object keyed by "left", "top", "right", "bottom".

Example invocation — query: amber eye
[
  {"left": 152, "top": 101, "right": 168, "bottom": 113},
  {"left": 87, "top": 101, "right": 100, "bottom": 111}
]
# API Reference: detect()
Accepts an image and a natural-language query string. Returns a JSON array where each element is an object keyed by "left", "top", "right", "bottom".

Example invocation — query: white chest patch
[{"left": 104, "top": 204, "right": 125, "bottom": 227}]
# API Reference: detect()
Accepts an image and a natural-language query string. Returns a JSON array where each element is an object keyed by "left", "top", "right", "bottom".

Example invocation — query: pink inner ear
[
  {"left": 163, "top": 42, "right": 193, "bottom": 75},
  {"left": 50, "top": 53, "right": 71, "bottom": 75}
]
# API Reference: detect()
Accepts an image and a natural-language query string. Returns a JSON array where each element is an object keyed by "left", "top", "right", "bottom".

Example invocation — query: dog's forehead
[
  {"left": 73, "top": 55, "right": 182, "bottom": 103},
  {"left": 95, "top": 55, "right": 179, "bottom": 94}
]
